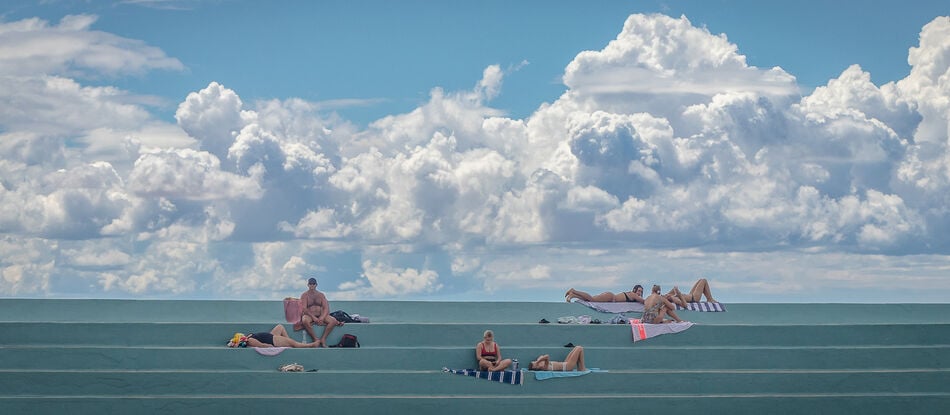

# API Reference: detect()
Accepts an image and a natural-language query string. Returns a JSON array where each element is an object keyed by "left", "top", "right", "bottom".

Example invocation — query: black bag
[
  {"left": 329, "top": 333, "right": 360, "bottom": 348},
  {"left": 330, "top": 310, "right": 359, "bottom": 323}
]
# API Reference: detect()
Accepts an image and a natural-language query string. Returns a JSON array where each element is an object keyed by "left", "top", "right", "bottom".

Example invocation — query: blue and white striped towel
[
  {"left": 442, "top": 368, "right": 524, "bottom": 385},
  {"left": 675, "top": 302, "right": 726, "bottom": 312}
]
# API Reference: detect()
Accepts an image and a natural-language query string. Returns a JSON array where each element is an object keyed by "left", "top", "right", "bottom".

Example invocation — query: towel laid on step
[
  {"left": 629, "top": 318, "right": 694, "bottom": 342},
  {"left": 532, "top": 368, "right": 606, "bottom": 381},
  {"left": 442, "top": 368, "right": 523, "bottom": 385},
  {"left": 575, "top": 300, "right": 644, "bottom": 314},
  {"left": 675, "top": 302, "right": 726, "bottom": 312},
  {"left": 254, "top": 347, "right": 289, "bottom": 356},
  {"left": 577, "top": 300, "right": 725, "bottom": 313}
]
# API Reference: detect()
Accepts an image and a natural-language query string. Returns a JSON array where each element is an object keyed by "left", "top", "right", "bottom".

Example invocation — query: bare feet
[{"left": 565, "top": 288, "right": 573, "bottom": 302}]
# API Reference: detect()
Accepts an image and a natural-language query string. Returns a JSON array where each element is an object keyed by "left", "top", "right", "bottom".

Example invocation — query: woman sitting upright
[{"left": 475, "top": 330, "right": 512, "bottom": 372}]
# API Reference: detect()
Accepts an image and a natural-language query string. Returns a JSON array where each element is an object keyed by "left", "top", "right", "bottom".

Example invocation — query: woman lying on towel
[
  {"left": 476, "top": 330, "right": 512, "bottom": 372},
  {"left": 528, "top": 346, "right": 586, "bottom": 371},
  {"left": 245, "top": 324, "right": 319, "bottom": 348},
  {"left": 642, "top": 285, "right": 684, "bottom": 324},
  {"left": 564, "top": 285, "right": 644, "bottom": 303},
  {"left": 665, "top": 278, "right": 718, "bottom": 307}
]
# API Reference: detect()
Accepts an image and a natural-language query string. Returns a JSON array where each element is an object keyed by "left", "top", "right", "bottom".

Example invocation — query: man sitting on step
[{"left": 294, "top": 277, "right": 342, "bottom": 347}]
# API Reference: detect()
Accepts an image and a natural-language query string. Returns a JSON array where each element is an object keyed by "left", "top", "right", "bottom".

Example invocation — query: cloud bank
[{"left": 2, "top": 14, "right": 950, "bottom": 301}]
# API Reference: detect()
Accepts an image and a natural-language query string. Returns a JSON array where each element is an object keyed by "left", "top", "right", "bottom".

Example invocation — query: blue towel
[{"left": 532, "top": 368, "right": 605, "bottom": 381}]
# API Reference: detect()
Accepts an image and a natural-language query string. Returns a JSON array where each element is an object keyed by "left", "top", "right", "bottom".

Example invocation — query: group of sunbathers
[{"left": 565, "top": 278, "right": 718, "bottom": 324}]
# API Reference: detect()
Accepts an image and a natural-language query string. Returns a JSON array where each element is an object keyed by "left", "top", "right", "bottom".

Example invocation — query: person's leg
[
  {"left": 271, "top": 324, "right": 290, "bottom": 338},
  {"left": 272, "top": 335, "right": 317, "bottom": 348},
  {"left": 689, "top": 279, "right": 709, "bottom": 302},
  {"left": 492, "top": 358, "right": 512, "bottom": 371},
  {"left": 697, "top": 278, "right": 716, "bottom": 302},
  {"left": 566, "top": 288, "right": 595, "bottom": 302},
  {"left": 318, "top": 315, "right": 340, "bottom": 347},
  {"left": 300, "top": 315, "right": 320, "bottom": 345},
  {"left": 662, "top": 304, "right": 683, "bottom": 322},
  {"left": 657, "top": 296, "right": 683, "bottom": 322},
  {"left": 564, "top": 346, "right": 585, "bottom": 371}
]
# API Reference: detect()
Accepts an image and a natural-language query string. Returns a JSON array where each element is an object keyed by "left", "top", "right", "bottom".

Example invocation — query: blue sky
[{"left": 1, "top": 1, "right": 949, "bottom": 303}]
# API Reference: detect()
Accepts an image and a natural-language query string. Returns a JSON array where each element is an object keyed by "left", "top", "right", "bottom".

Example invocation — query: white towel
[
  {"left": 629, "top": 318, "right": 694, "bottom": 342},
  {"left": 533, "top": 368, "right": 606, "bottom": 380},
  {"left": 254, "top": 347, "right": 289, "bottom": 356}
]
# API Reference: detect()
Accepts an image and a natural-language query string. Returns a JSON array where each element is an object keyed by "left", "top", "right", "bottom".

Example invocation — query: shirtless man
[{"left": 294, "top": 277, "right": 341, "bottom": 347}]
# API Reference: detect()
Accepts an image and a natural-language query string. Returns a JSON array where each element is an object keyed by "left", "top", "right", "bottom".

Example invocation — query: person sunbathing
[
  {"left": 564, "top": 285, "right": 644, "bottom": 303},
  {"left": 666, "top": 278, "right": 718, "bottom": 307},
  {"left": 528, "top": 346, "right": 586, "bottom": 371},
  {"left": 245, "top": 324, "right": 319, "bottom": 348}
]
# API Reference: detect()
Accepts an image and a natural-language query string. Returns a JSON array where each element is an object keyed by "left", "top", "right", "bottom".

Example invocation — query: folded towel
[
  {"left": 532, "top": 368, "right": 605, "bottom": 381},
  {"left": 575, "top": 300, "right": 644, "bottom": 314},
  {"left": 675, "top": 302, "right": 726, "bottom": 312},
  {"left": 254, "top": 347, "right": 289, "bottom": 356},
  {"left": 442, "top": 368, "right": 523, "bottom": 385},
  {"left": 629, "top": 318, "right": 694, "bottom": 342}
]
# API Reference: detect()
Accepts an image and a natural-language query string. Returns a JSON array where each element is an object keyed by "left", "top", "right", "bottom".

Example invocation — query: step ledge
[
  {"left": 2, "top": 392, "right": 950, "bottom": 399},
  {"left": 1, "top": 368, "right": 948, "bottom": 374}
]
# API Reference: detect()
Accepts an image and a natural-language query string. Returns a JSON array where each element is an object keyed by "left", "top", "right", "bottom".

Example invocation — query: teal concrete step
[
  {"left": 3, "top": 345, "right": 948, "bottom": 370},
  {"left": 7, "top": 321, "right": 950, "bottom": 347},
  {"left": 2, "top": 370, "right": 948, "bottom": 396},
  {"left": 2, "top": 395, "right": 950, "bottom": 415},
  {"left": 4, "top": 299, "right": 949, "bottom": 324},
  {"left": 3, "top": 299, "right": 949, "bottom": 414}
]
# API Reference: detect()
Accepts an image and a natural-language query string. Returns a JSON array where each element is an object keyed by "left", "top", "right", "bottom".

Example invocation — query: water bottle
[{"left": 511, "top": 358, "right": 519, "bottom": 371}]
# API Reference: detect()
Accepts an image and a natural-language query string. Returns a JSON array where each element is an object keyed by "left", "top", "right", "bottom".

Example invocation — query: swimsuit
[
  {"left": 480, "top": 343, "right": 498, "bottom": 362},
  {"left": 641, "top": 303, "right": 662, "bottom": 323},
  {"left": 249, "top": 332, "right": 274, "bottom": 346},
  {"left": 623, "top": 292, "right": 633, "bottom": 302}
]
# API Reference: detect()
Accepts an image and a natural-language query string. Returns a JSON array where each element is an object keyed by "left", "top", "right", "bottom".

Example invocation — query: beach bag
[
  {"left": 283, "top": 298, "right": 302, "bottom": 323},
  {"left": 330, "top": 310, "right": 359, "bottom": 323},
  {"left": 329, "top": 333, "right": 360, "bottom": 348}
]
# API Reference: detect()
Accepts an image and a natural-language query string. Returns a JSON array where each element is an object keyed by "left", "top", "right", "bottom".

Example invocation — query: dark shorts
[{"left": 251, "top": 332, "right": 274, "bottom": 346}]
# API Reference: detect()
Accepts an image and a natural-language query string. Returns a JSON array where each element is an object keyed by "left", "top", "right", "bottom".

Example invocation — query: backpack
[
  {"left": 329, "top": 333, "right": 360, "bottom": 348},
  {"left": 330, "top": 310, "right": 359, "bottom": 323}
]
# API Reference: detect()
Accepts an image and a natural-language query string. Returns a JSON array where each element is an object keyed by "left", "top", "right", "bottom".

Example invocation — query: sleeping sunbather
[
  {"left": 528, "top": 346, "right": 586, "bottom": 371},
  {"left": 666, "top": 278, "right": 718, "bottom": 307},
  {"left": 245, "top": 324, "right": 319, "bottom": 348},
  {"left": 565, "top": 285, "right": 644, "bottom": 303}
]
